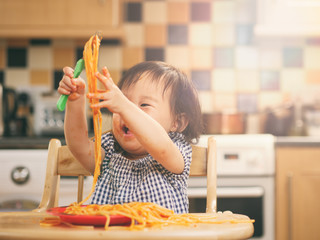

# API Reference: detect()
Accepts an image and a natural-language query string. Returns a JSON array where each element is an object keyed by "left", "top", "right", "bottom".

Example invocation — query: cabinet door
[
  {"left": 0, "top": 0, "right": 122, "bottom": 38},
  {"left": 276, "top": 147, "right": 320, "bottom": 240}
]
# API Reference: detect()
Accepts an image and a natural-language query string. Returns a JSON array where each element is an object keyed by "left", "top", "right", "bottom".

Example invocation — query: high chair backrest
[{"left": 34, "top": 137, "right": 217, "bottom": 213}]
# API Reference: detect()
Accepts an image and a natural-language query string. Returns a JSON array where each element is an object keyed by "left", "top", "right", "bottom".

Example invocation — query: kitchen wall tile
[
  {"left": 124, "top": 24, "right": 144, "bottom": 47},
  {"left": 235, "top": 0, "right": 256, "bottom": 24},
  {"left": 237, "top": 93, "right": 257, "bottom": 113},
  {"left": 235, "top": 46, "right": 259, "bottom": 69},
  {"left": 122, "top": 47, "right": 144, "bottom": 69},
  {"left": 30, "top": 39, "right": 51, "bottom": 46},
  {"left": 191, "top": 1, "right": 211, "bottom": 22},
  {"left": 259, "top": 92, "right": 283, "bottom": 110},
  {"left": 0, "top": 47, "right": 5, "bottom": 69},
  {"left": 213, "top": 47, "right": 234, "bottom": 68},
  {"left": 7, "top": 39, "right": 29, "bottom": 47},
  {"left": 168, "top": 25, "right": 188, "bottom": 45},
  {"left": 283, "top": 47, "right": 304, "bottom": 68},
  {"left": 212, "top": 69, "right": 236, "bottom": 92},
  {"left": 167, "top": 1, "right": 189, "bottom": 24},
  {"left": 260, "top": 70, "right": 280, "bottom": 91},
  {"left": 212, "top": 1, "right": 236, "bottom": 24},
  {"left": 259, "top": 47, "right": 282, "bottom": 69},
  {"left": 108, "top": 69, "right": 121, "bottom": 85},
  {"left": 280, "top": 69, "right": 305, "bottom": 95},
  {"left": 76, "top": 47, "right": 83, "bottom": 60},
  {"left": 125, "top": 1, "right": 142, "bottom": 22},
  {"left": 235, "top": 24, "right": 254, "bottom": 45},
  {"left": 212, "top": 24, "right": 235, "bottom": 46},
  {"left": 166, "top": 46, "right": 189, "bottom": 69},
  {"left": 53, "top": 70, "right": 63, "bottom": 90},
  {"left": 145, "top": 25, "right": 166, "bottom": 47},
  {"left": 0, "top": 71, "right": 4, "bottom": 85},
  {"left": 53, "top": 47, "right": 75, "bottom": 70},
  {"left": 28, "top": 46, "right": 52, "bottom": 69},
  {"left": 306, "top": 70, "right": 320, "bottom": 84},
  {"left": 5, "top": 69, "right": 29, "bottom": 88},
  {"left": 144, "top": 1, "right": 166, "bottom": 24},
  {"left": 53, "top": 39, "right": 75, "bottom": 47},
  {"left": 7, "top": 48, "right": 27, "bottom": 67},
  {"left": 213, "top": 93, "right": 236, "bottom": 111},
  {"left": 190, "top": 47, "right": 212, "bottom": 69},
  {"left": 236, "top": 70, "right": 259, "bottom": 92},
  {"left": 191, "top": 70, "right": 211, "bottom": 91},
  {"left": 189, "top": 23, "right": 213, "bottom": 46},
  {"left": 304, "top": 47, "right": 320, "bottom": 69},
  {"left": 99, "top": 46, "right": 122, "bottom": 70},
  {"left": 198, "top": 91, "right": 215, "bottom": 113},
  {"left": 30, "top": 70, "right": 51, "bottom": 86},
  {"left": 145, "top": 47, "right": 164, "bottom": 61},
  {"left": 306, "top": 38, "right": 320, "bottom": 46}
]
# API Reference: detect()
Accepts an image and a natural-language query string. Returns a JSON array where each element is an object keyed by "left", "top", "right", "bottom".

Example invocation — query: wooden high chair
[{"left": 33, "top": 137, "right": 217, "bottom": 213}]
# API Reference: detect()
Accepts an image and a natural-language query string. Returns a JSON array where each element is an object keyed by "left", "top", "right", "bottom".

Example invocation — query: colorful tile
[
  {"left": 237, "top": 93, "right": 257, "bottom": 113},
  {"left": 122, "top": 47, "right": 144, "bottom": 69},
  {"left": 0, "top": 71, "right": 4, "bottom": 85},
  {"left": 30, "top": 70, "right": 51, "bottom": 86},
  {"left": 212, "top": 24, "right": 235, "bottom": 46},
  {"left": 235, "top": 0, "right": 256, "bottom": 24},
  {"left": 260, "top": 70, "right": 280, "bottom": 91},
  {"left": 259, "top": 47, "right": 282, "bottom": 69},
  {"left": 198, "top": 91, "right": 215, "bottom": 113},
  {"left": 30, "top": 39, "right": 51, "bottom": 46},
  {"left": 190, "top": 47, "right": 212, "bottom": 69},
  {"left": 212, "top": 69, "right": 236, "bottom": 92},
  {"left": 144, "top": 1, "right": 166, "bottom": 24},
  {"left": 306, "top": 70, "right": 320, "bottom": 84},
  {"left": 306, "top": 38, "right": 320, "bottom": 46},
  {"left": 191, "top": 1, "right": 211, "bottom": 22},
  {"left": 166, "top": 46, "right": 189, "bottom": 69},
  {"left": 125, "top": 2, "right": 142, "bottom": 22},
  {"left": 99, "top": 46, "right": 122, "bottom": 70},
  {"left": 145, "top": 47, "right": 164, "bottom": 61},
  {"left": 145, "top": 25, "right": 167, "bottom": 47},
  {"left": 53, "top": 47, "right": 75, "bottom": 70},
  {"left": 191, "top": 70, "right": 211, "bottom": 91},
  {"left": 235, "top": 46, "right": 259, "bottom": 69},
  {"left": 304, "top": 47, "right": 320, "bottom": 69},
  {"left": 0, "top": 47, "right": 5, "bottom": 69},
  {"left": 7, "top": 48, "right": 27, "bottom": 67},
  {"left": 5, "top": 69, "right": 29, "bottom": 88},
  {"left": 280, "top": 69, "right": 305, "bottom": 94},
  {"left": 167, "top": 1, "right": 189, "bottom": 24},
  {"left": 236, "top": 70, "right": 259, "bottom": 92},
  {"left": 189, "top": 23, "right": 213, "bottom": 46},
  {"left": 213, "top": 93, "right": 236, "bottom": 111},
  {"left": 124, "top": 24, "right": 144, "bottom": 47},
  {"left": 236, "top": 24, "right": 254, "bottom": 45},
  {"left": 212, "top": 1, "right": 236, "bottom": 23},
  {"left": 213, "top": 47, "right": 234, "bottom": 68},
  {"left": 53, "top": 70, "right": 63, "bottom": 90},
  {"left": 168, "top": 24, "right": 188, "bottom": 45},
  {"left": 7, "top": 39, "right": 29, "bottom": 47},
  {"left": 259, "top": 92, "right": 283, "bottom": 110},
  {"left": 283, "top": 47, "right": 303, "bottom": 68},
  {"left": 28, "top": 46, "right": 52, "bottom": 69}
]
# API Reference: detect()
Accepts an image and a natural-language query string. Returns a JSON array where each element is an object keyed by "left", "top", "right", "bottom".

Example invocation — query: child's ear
[{"left": 171, "top": 113, "right": 188, "bottom": 132}]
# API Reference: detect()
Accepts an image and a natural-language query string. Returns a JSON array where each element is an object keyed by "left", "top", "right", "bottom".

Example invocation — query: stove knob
[
  {"left": 11, "top": 166, "right": 30, "bottom": 185},
  {"left": 247, "top": 152, "right": 261, "bottom": 167}
]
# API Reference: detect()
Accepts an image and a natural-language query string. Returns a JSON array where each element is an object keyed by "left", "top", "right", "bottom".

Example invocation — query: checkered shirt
[{"left": 91, "top": 131, "right": 192, "bottom": 213}]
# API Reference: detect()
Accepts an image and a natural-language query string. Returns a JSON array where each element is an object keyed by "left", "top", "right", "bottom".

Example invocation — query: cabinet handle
[{"left": 287, "top": 172, "right": 293, "bottom": 240}]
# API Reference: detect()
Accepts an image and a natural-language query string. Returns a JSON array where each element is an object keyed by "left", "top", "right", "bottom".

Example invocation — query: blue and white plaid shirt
[{"left": 91, "top": 131, "right": 192, "bottom": 213}]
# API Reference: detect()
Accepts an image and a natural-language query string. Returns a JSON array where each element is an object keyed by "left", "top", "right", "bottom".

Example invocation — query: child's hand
[
  {"left": 87, "top": 67, "right": 127, "bottom": 113},
  {"left": 58, "top": 66, "right": 86, "bottom": 101}
]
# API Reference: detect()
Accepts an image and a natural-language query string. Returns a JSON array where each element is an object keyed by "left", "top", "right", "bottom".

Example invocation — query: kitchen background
[{"left": 1, "top": 0, "right": 320, "bottom": 137}]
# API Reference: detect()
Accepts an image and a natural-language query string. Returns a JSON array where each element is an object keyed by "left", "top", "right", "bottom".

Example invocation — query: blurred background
[{"left": 1, "top": 0, "right": 320, "bottom": 137}]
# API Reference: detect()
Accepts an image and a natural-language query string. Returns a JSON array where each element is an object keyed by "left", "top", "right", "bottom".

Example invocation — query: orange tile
[
  {"left": 306, "top": 70, "right": 320, "bottom": 84},
  {"left": 7, "top": 39, "right": 29, "bottom": 47},
  {"left": 145, "top": 25, "right": 167, "bottom": 47},
  {"left": 30, "top": 70, "right": 51, "bottom": 86},
  {"left": 167, "top": 1, "right": 189, "bottom": 24},
  {"left": 53, "top": 47, "right": 75, "bottom": 69},
  {"left": 122, "top": 47, "right": 144, "bottom": 69},
  {"left": 0, "top": 48, "right": 5, "bottom": 69},
  {"left": 107, "top": 69, "right": 121, "bottom": 85}
]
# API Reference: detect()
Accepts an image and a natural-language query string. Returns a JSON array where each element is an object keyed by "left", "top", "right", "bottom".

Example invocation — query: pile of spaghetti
[{"left": 64, "top": 202, "right": 255, "bottom": 230}]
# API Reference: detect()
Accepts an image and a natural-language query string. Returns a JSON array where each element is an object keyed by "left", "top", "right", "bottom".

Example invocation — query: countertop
[{"left": 1, "top": 135, "right": 320, "bottom": 149}]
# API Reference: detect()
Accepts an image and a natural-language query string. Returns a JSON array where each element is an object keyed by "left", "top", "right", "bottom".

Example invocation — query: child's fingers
[
  {"left": 95, "top": 71, "right": 114, "bottom": 90},
  {"left": 63, "top": 66, "right": 74, "bottom": 78}
]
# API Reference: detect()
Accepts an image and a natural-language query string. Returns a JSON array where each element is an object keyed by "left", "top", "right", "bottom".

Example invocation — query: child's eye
[{"left": 140, "top": 103, "right": 150, "bottom": 107}]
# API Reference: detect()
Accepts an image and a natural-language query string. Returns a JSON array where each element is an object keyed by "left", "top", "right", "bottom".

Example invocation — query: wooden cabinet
[
  {"left": 276, "top": 146, "right": 320, "bottom": 240},
  {"left": 0, "top": 0, "right": 123, "bottom": 38}
]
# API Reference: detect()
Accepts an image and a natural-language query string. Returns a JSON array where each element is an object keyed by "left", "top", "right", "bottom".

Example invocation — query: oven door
[{"left": 188, "top": 186, "right": 264, "bottom": 239}]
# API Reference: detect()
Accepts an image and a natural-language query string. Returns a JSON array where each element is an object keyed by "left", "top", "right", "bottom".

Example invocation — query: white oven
[{"left": 188, "top": 134, "right": 275, "bottom": 240}]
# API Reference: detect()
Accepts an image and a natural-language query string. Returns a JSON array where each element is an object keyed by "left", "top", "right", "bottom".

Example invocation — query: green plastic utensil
[{"left": 56, "top": 59, "right": 85, "bottom": 111}]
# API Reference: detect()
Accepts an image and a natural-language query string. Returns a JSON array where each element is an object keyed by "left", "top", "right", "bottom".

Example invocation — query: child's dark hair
[{"left": 118, "top": 61, "right": 203, "bottom": 143}]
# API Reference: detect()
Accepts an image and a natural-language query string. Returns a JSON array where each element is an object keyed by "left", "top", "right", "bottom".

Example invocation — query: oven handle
[{"left": 187, "top": 186, "right": 264, "bottom": 198}]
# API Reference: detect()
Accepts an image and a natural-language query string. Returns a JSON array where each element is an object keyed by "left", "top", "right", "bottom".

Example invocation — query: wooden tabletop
[{"left": 0, "top": 211, "right": 254, "bottom": 240}]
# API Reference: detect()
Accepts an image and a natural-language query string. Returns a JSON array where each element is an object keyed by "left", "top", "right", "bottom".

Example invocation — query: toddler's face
[{"left": 112, "top": 75, "right": 177, "bottom": 159}]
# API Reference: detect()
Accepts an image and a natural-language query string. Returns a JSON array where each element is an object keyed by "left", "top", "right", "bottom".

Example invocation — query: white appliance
[
  {"left": 0, "top": 149, "right": 93, "bottom": 211},
  {"left": 188, "top": 134, "right": 275, "bottom": 240}
]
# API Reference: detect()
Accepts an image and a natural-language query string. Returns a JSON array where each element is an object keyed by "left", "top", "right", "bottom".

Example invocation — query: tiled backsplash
[{"left": 1, "top": 0, "right": 320, "bottom": 119}]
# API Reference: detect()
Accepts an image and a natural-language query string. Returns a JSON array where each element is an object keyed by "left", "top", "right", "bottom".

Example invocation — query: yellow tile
[
  {"left": 166, "top": 46, "right": 189, "bottom": 69},
  {"left": 122, "top": 47, "right": 144, "bottom": 69},
  {"left": 30, "top": 70, "right": 51, "bottom": 86},
  {"left": 305, "top": 47, "right": 320, "bottom": 69},
  {"left": 145, "top": 25, "right": 167, "bottom": 47},
  {"left": 0, "top": 47, "right": 5, "bottom": 69},
  {"left": 306, "top": 70, "right": 320, "bottom": 84},
  {"left": 167, "top": 1, "right": 189, "bottom": 24},
  {"left": 236, "top": 70, "right": 259, "bottom": 92},
  {"left": 53, "top": 47, "right": 75, "bottom": 69},
  {"left": 124, "top": 24, "right": 144, "bottom": 47},
  {"left": 189, "top": 23, "right": 213, "bottom": 46},
  {"left": 213, "top": 93, "right": 236, "bottom": 112},
  {"left": 212, "top": 24, "right": 235, "bottom": 46},
  {"left": 213, "top": 70, "right": 236, "bottom": 92},
  {"left": 190, "top": 47, "right": 212, "bottom": 69},
  {"left": 144, "top": 1, "right": 167, "bottom": 24}
]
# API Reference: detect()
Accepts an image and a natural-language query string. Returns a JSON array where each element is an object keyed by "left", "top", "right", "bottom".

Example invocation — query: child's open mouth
[{"left": 123, "top": 125, "right": 130, "bottom": 135}]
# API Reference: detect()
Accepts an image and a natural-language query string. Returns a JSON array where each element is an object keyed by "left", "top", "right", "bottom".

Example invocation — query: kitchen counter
[
  {"left": 276, "top": 136, "right": 320, "bottom": 147},
  {"left": 0, "top": 136, "right": 66, "bottom": 149}
]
